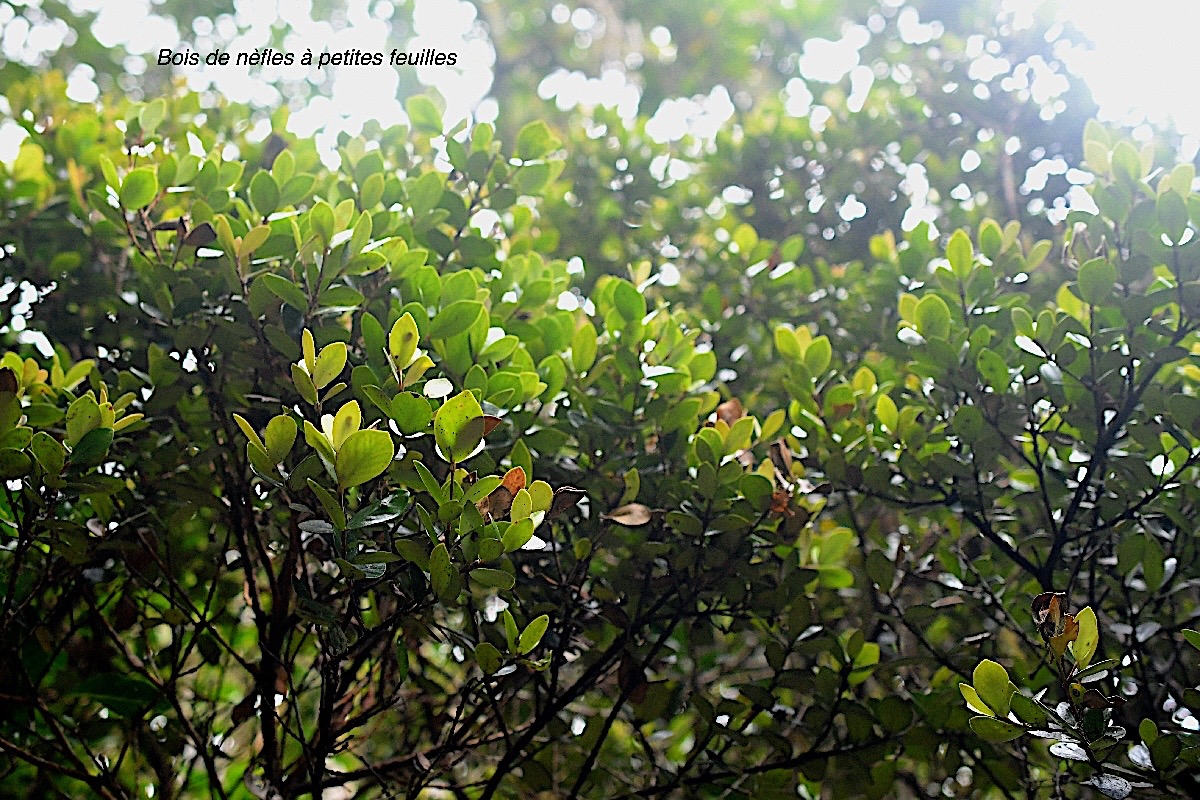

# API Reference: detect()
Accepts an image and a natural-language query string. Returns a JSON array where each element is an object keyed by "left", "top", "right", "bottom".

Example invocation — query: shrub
[{"left": 0, "top": 75, "right": 1197, "bottom": 800}]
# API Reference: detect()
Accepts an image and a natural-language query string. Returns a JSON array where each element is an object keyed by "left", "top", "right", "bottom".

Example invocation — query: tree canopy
[{"left": 1, "top": 1, "right": 1199, "bottom": 798}]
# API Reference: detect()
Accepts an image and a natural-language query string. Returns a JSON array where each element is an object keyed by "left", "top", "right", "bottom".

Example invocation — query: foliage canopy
[{"left": 1, "top": 2, "right": 1200, "bottom": 799}]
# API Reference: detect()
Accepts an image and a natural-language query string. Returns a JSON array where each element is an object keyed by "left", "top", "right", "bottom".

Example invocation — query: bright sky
[{"left": 1, "top": 0, "right": 1198, "bottom": 174}]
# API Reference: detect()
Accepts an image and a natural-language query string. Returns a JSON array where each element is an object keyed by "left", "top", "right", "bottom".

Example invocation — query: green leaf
[
  {"left": 875, "top": 394, "right": 898, "bottom": 432},
  {"left": 960, "top": 683, "right": 994, "bottom": 716},
  {"left": 0, "top": 448, "right": 32, "bottom": 479},
  {"left": 972, "top": 659, "right": 1015, "bottom": 719},
  {"left": 72, "top": 673, "right": 159, "bottom": 718},
  {"left": 1182, "top": 630, "right": 1200, "bottom": 650},
  {"left": 388, "top": 312, "right": 420, "bottom": 368},
  {"left": 914, "top": 294, "right": 951, "bottom": 339},
  {"left": 138, "top": 99, "right": 166, "bottom": 134},
  {"left": 240, "top": 224, "right": 271, "bottom": 256},
  {"left": 406, "top": 95, "right": 443, "bottom": 134},
  {"left": 119, "top": 167, "right": 158, "bottom": 209},
  {"left": 774, "top": 326, "right": 801, "bottom": 360},
  {"left": 1077, "top": 258, "right": 1117, "bottom": 305},
  {"left": 260, "top": 273, "right": 309, "bottom": 312},
  {"left": 515, "top": 120, "right": 560, "bottom": 160},
  {"left": 233, "top": 413, "right": 266, "bottom": 452},
  {"left": 313, "top": 342, "right": 347, "bottom": 390},
  {"left": 66, "top": 394, "right": 101, "bottom": 447},
  {"left": 502, "top": 518, "right": 535, "bottom": 552},
  {"left": 1151, "top": 734, "right": 1182, "bottom": 771},
  {"left": 429, "top": 542, "right": 454, "bottom": 601},
  {"left": 517, "top": 614, "right": 549, "bottom": 654},
  {"left": 1072, "top": 606, "right": 1099, "bottom": 669},
  {"left": 976, "top": 348, "right": 1010, "bottom": 391},
  {"left": 391, "top": 392, "right": 433, "bottom": 435},
  {"left": 1009, "top": 693, "right": 1048, "bottom": 727},
  {"left": 306, "top": 479, "right": 347, "bottom": 530},
  {"left": 969, "top": 716, "right": 1024, "bottom": 743},
  {"left": 572, "top": 321, "right": 598, "bottom": 373},
  {"left": 334, "top": 429, "right": 394, "bottom": 490},
  {"left": 30, "top": 431, "right": 65, "bottom": 476},
  {"left": 429, "top": 300, "right": 484, "bottom": 340},
  {"left": 947, "top": 229, "right": 973, "bottom": 278},
  {"left": 62, "top": 359, "right": 94, "bottom": 391},
  {"left": 613, "top": 280, "right": 646, "bottom": 323},
  {"left": 503, "top": 609, "right": 519, "bottom": 651},
  {"left": 309, "top": 200, "right": 335, "bottom": 244},
  {"left": 803, "top": 335, "right": 831, "bottom": 375},
  {"left": 1158, "top": 189, "right": 1189, "bottom": 242},
  {"left": 475, "top": 642, "right": 502, "bottom": 675},
  {"left": 292, "top": 364, "right": 319, "bottom": 405},
  {"left": 249, "top": 170, "right": 280, "bottom": 216},
  {"left": 433, "top": 390, "right": 485, "bottom": 463},
  {"left": 470, "top": 568, "right": 515, "bottom": 589}
]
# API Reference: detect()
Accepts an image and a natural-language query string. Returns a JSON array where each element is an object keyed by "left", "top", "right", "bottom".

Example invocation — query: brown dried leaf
[
  {"left": 1032, "top": 592, "right": 1067, "bottom": 641},
  {"left": 1081, "top": 688, "right": 1125, "bottom": 710},
  {"left": 476, "top": 486, "right": 513, "bottom": 522},
  {"left": 482, "top": 415, "right": 503, "bottom": 435},
  {"left": 716, "top": 397, "right": 745, "bottom": 426},
  {"left": 183, "top": 221, "right": 217, "bottom": 247},
  {"left": 768, "top": 440, "right": 793, "bottom": 484},
  {"left": 0, "top": 367, "right": 17, "bottom": 394},
  {"left": 231, "top": 694, "right": 256, "bottom": 727},
  {"left": 603, "top": 503, "right": 652, "bottom": 526},
  {"left": 1050, "top": 614, "right": 1079, "bottom": 658},
  {"left": 548, "top": 486, "right": 586, "bottom": 520}
]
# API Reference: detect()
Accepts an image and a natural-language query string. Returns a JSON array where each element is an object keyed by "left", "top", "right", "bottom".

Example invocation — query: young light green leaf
[
  {"left": 313, "top": 342, "right": 347, "bottom": 390},
  {"left": 973, "top": 659, "right": 1015, "bottom": 719},
  {"left": 263, "top": 415, "right": 297, "bottom": 464},
  {"left": 119, "top": 167, "right": 158, "bottom": 209},
  {"left": 914, "top": 294, "right": 951, "bottom": 339},
  {"left": 1072, "top": 606, "right": 1099, "bottom": 669},
  {"left": 946, "top": 229, "right": 973, "bottom": 278},
  {"left": 433, "top": 390, "right": 485, "bottom": 463},
  {"left": 334, "top": 428, "right": 394, "bottom": 490},
  {"left": 517, "top": 614, "right": 549, "bottom": 654},
  {"left": 388, "top": 312, "right": 420, "bottom": 368},
  {"left": 959, "top": 683, "right": 994, "bottom": 717}
]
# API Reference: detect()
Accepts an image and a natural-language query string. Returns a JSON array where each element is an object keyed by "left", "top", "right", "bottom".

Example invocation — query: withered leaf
[
  {"left": 0, "top": 367, "right": 17, "bottom": 394},
  {"left": 501, "top": 466, "right": 526, "bottom": 494},
  {"left": 1050, "top": 614, "right": 1080, "bottom": 658},
  {"left": 183, "top": 221, "right": 217, "bottom": 247},
  {"left": 603, "top": 503, "right": 652, "bottom": 526},
  {"left": 1032, "top": 592, "right": 1067, "bottom": 641},
  {"left": 618, "top": 653, "right": 649, "bottom": 704},
  {"left": 482, "top": 415, "right": 503, "bottom": 436},
  {"left": 715, "top": 397, "right": 745, "bottom": 426},
  {"left": 152, "top": 217, "right": 187, "bottom": 233},
  {"left": 476, "top": 486, "right": 513, "bottom": 522},
  {"left": 231, "top": 694, "right": 256, "bottom": 727},
  {"left": 548, "top": 486, "right": 586, "bottom": 520},
  {"left": 769, "top": 439, "right": 793, "bottom": 483}
]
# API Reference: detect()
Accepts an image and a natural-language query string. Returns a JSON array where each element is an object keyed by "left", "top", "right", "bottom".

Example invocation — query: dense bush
[{"left": 1, "top": 61, "right": 1199, "bottom": 800}]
